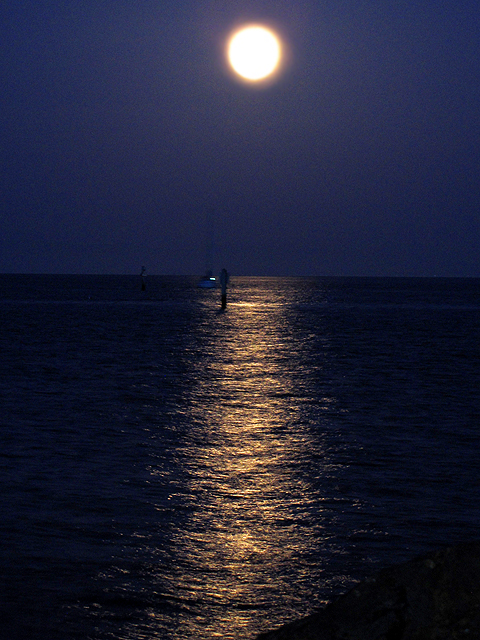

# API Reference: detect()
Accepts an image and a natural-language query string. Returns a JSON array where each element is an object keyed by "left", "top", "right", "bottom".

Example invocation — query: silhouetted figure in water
[
  {"left": 220, "top": 268, "right": 229, "bottom": 309},
  {"left": 140, "top": 266, "right": 146, "bottom": 291}
]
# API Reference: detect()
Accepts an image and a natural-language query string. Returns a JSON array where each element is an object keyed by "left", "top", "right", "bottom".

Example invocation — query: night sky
[{"left": 2, "top": 0, "right": 479, "bottom": 276}]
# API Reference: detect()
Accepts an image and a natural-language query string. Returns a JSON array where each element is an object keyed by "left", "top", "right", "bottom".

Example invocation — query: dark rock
[{"left": 256, "top": 542, "right": 480, "bottom": 640}]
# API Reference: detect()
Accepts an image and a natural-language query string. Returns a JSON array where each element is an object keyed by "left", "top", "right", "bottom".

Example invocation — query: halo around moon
[{"left": 227, "top": 25, "right": 282, "bottom": 82}]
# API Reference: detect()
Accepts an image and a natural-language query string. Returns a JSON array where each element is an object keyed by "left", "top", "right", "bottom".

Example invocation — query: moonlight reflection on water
[{"left": 145, "top": 283, "right": 344, "bottom": 638}]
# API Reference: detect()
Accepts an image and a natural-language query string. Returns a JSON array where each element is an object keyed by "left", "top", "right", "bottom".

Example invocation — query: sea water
[{"left": 1, "top": 275, "right": 479, "bottom": 639}]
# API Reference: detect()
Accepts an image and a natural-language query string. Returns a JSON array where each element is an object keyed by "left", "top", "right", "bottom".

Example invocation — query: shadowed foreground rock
[{"left": 257, "top": 543, "right": 480, "bottom": 640}]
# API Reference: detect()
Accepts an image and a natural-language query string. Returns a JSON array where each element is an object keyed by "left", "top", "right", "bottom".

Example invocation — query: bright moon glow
[{"left": 228, "top": 26, "right": 281, "bottom": 81}]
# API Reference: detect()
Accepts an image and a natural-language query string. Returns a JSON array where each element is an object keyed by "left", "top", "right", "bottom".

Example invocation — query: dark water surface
[{"left": 1, "top": 275, "right": 479, "bottom": 639}]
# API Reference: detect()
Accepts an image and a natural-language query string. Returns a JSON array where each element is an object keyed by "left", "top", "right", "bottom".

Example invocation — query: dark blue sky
[{"left": 1, "top": 0, "right": 479, "bottom": 276}]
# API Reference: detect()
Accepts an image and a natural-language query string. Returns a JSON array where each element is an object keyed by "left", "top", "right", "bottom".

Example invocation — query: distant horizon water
[{"left": 2, "top": 271, "right": 480, "bottom": 279}]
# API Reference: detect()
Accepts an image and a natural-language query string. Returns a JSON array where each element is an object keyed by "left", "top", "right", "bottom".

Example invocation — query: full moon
[{"left": 227, "top": 25, "right": 281, "bottom": 82}]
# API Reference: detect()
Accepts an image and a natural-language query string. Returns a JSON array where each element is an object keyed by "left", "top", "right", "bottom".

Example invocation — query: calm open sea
[{"left": 1, "top": 275, "right": 479, "bottom": 639}]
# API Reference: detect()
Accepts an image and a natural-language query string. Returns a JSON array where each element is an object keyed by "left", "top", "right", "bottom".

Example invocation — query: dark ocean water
[{"left": 1, "top": 275, "right": 479, "bottom": 640}]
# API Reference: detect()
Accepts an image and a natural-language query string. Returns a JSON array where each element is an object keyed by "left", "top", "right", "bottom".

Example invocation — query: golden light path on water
[
  {"left": 178, "top": 304, "right": 308, "bottom": 635},
  {"left": 143, "top": 282, "right": 345, "bottom": 639}
]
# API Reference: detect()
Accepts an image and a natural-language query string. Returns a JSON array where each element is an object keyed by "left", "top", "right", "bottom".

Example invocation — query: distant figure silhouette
[
  {"left": 140, "top": 266, "right": 146, "bottom": 291},
  {"left": 220, "top": 268, "right": 229, "bottom": 309}
]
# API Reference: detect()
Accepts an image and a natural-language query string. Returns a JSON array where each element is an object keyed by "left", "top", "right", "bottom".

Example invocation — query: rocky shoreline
[{"left": 256, "top": 542, "right": 480, "bottom": 640}]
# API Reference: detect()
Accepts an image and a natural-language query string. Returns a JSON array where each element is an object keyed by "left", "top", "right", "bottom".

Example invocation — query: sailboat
[
  {"left": 198, "top": 269, "right": 217, "bottom": 288},
  {"left": 198, "top": 209, "right": 217, "bottom": 288}
]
